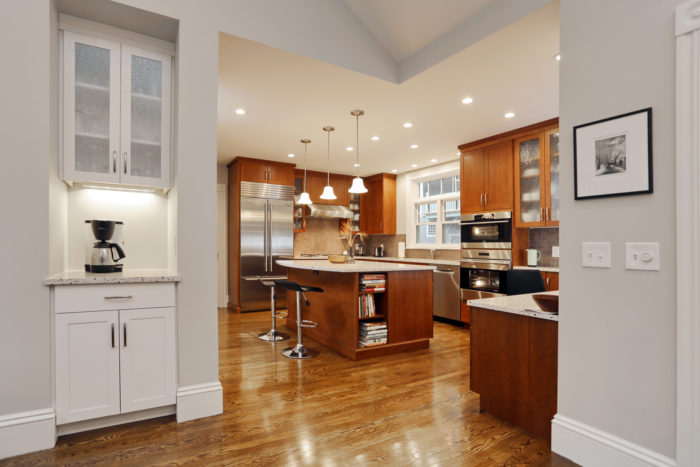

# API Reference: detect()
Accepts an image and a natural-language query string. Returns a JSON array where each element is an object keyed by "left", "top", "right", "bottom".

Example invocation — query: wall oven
[{"left": 461, "top": 211, "right": 512, "bottom": 249}]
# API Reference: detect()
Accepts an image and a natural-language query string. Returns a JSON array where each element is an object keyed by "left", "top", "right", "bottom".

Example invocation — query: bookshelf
[{"left": 358, "top": 274, "right": 387, "bottom": 348}]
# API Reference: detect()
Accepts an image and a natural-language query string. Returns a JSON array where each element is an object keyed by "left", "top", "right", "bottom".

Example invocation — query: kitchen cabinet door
[
  {"left": 239, "top": 160, "right": 270, "bottom": 184},
  {"left": 55, "top": 310, "right": 120, "bottom": 424},
  {"left": 119, "top": 307, "right": 176, "bottom": 413},
  {"left": 63, "top": 31, "right": 121, "bottom": 185},
  {"left": 331, "top": 174, "right": 351, "bottom": 207},
  {"left": 460, "top": 149, "right": 486, "bottom": 213},
  {"left": 514, "top": 133, "right": 546, "bottom": 227},
  {"left": 360, "top": 173, "right": 396, "bottom": 234},
  {"left": 120, "top": 46, "right": 171, "bottom": 188},
  {"left": 544, "top": 129, "right": 560, "bottom": 226},
  {"left": 267, "top": 163, "right": 295, "bottom": 186},
  {"left": 306, "top": 171, "right": 328, "bottom": 204},
  {"left": 543, "top": 272, "right": 559, "bottom": 291},
  {"left": 484, "top": 140, "right": 514, "bottom": 211}
]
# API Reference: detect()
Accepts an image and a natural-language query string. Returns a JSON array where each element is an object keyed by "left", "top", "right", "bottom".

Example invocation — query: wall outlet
[
  {"left": 582, "top": 242, "right": 611, "bottom": 268},
  {"left": 552, "top": 246, "right": 560, "bottom": 258},
  {"left": 625, "top": 242, "right": 660, "bottom": 271}
]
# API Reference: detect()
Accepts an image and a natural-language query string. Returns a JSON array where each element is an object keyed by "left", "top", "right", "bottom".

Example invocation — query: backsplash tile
[
  {"left": 528, "top": 227, "right": 559, "bottom": 268},
  {"left": 294, "top": 218, "right": 346, "bottom": 255}
]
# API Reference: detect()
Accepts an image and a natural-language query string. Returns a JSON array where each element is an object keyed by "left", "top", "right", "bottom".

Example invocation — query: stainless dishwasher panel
[{"left": 433, "top": 267, "right": 460, "bottom": 320}]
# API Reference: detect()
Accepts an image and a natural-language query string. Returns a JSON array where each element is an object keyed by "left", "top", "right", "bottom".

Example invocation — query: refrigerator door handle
[
  {"left": 267, "top": 202, "right": 273, "bottom": 272},
  {"left": 263, "top": 201, "right": 268, "bottom": 273}
]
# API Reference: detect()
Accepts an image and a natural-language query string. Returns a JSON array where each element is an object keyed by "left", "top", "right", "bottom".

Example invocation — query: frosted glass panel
[
  {"left": 416, "top": 225, "right": 436, "bottom": 244},
  {"left": 518, "top": 138, "right": 541, "bottom": 223},
  {"left": 130, "top": 55, "right": 162, "bottom": 178},
  {"left": 442, "top": 223, "right": 460, "bottom": 244},
  {"left": 549, "top": 133, "right": 559, "bottom": 222},
  {"left": 74, "top": 42, "right": 110, "bottom": 173}
]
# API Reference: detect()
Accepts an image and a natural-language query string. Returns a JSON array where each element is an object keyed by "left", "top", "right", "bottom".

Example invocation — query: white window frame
[{"left": 406, "top": 166, "right": 460, "bottom": 249}]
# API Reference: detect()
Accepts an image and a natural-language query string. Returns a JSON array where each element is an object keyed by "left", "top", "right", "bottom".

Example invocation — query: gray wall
[{"left": 559, "top": 0, "right": 680, "bottom": 457}]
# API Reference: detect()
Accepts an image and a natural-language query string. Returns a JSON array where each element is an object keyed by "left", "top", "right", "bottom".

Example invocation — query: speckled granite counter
[
  {"left": 513, "top": 265, "right": 559, "bottom": 273},
  {"left": 44, "top": 269, "right": 180, "bottom": 286},
  {"left": 356, "top": 256, "right": 460, "bottom": 267},
  {"left": 276, "top": 259, "right": 434, "bottom": 273},
  {"left": 468, "top": 291, "right": 559, "bottom": 321}
]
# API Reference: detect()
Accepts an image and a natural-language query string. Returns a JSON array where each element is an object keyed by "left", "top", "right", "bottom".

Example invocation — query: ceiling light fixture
[
  {"left": 346, "top": 146, "right": 353, "bottom": 151},
  {"left": 354, "top": 163, "right": 360, "bottom": 167},
  {"left": 410, "top": 144, "right": 419, "bottom": 149},
  {"left": 287, "top": 153, "right": 295, "bottom": 158},
  {"left": 504, "top": 112, "right": 515, "bottom": 119},
  {"left": 411, "top": 164, "right": 418, "bottom": 168},
  {"left": 349, "top": 109, "right": 369, "bottom": 194},
  {"left": 430, "top": 159, "right": 438, "bottom": 163},
  {"left": 298, "top": 139, "right": 312, "bottom": 205},
  {"left": 371, "top": 136, "right": 379, "bottom": 141},
  {"left": 462, "top": 97, "right": 473, "bottom": 104},
  {"left": 391, "top": 169, "right": 397, "bottom": 173},
  {"left": 554, "top": 54, "right": 561, "bottom": 61},
  {"left": 235, "top": 108, "right": 246, "bottom": 115},
  {"left": 320, "top": 126, "right": 337, "bottom": 200},
  {"left": 403, "top": 122, "right": 413, "bottom": 128}
]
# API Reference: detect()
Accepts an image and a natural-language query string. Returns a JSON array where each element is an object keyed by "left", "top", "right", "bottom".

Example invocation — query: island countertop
[
  {"left": 468, "top": 291, "right": 559, "bottom": 322},
  {"left": 276, "top": 259, "right": 435, "bottom": 273},
  {"left": 44, "top": 269, "right": 180, "bottom": 286}
]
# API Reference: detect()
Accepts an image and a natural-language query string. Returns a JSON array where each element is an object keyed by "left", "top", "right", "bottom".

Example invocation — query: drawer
[{"left": 54, "top": 283, "right": 175, "bottom": 314}]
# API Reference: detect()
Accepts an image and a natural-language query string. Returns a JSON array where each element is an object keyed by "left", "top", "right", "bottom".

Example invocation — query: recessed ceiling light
[
  {"left": 391, "top": 169, "right": 397, "bottom": 173},
  {"left": 554, "top": 54, "right": 561, "bottom": 61},
  {"left": 354, "top": 163, "right": 360, "bottom": 167},
  {"left": 430, "top": 158, "right": 438, "bottom": 163},
  {"left": 235, "top": 108, "right": 246, "bottom": 115},
  {"left": 410, "top": 144, "right": 419, "bottom": 149},
  {"left": 371, "top": 136, "right": 380, "bottom": 141},
  {"left": 461, "top": 97, "right": 473, "bottom": 104},
  {"left": 504, "top": 112, "right": 515, "bottom": 119},
  {"left": 456, "top": 152, "right": 460, "bottom": 156},
  {"left": 287, "top": 153, "right": 295, "bottom": 158},
  {"left": 346, "top": 146, "right": 353, "bottom": 151},
  {"left": 411, "top": 164, "right": 418, "bottom": 168},
  {"left": 403, "top": 122, "right": 413, "bottom": 128}
]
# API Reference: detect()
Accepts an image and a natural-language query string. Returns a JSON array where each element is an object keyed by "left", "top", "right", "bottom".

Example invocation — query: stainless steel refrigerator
[{"left": 239, "top": 181, "right": 294, "bottom": 311}]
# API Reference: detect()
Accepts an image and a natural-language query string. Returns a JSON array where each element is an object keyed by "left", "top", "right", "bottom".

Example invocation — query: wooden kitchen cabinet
[
  {"left": 459, "top": 140, "right": 513, "bottom": 213},
  {"left": 238, "top": 157, "right": 295, "bottom": 186},
  {"left": 361, "top": 173, "right": 397, "bottom": 234},
  {"left": 460, "top": 301, "right": 471, "bottom": 325},
  {"left": 514, "top": 125, "right": 559, "bottom": 228},
  {"left": 542, "top": 271, "right": 559, "bottom": 291}
]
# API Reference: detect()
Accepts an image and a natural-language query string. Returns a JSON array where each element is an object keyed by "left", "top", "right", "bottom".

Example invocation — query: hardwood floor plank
[{"left": 2, "top": 309, "right": 577, "bottom": 466}]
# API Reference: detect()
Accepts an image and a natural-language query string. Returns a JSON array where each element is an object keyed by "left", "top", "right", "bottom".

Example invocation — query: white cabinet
[
  {"left": 54, "top": 283, "right": 177, "bottom": 425},
  {"left": 62, "top": 31, "right": 171, "bottom": 189}
]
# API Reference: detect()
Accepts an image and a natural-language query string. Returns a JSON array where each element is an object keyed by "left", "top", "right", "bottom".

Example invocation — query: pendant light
[
  {"left": 348, "top": 109, "right": 368, "bottom": 194},
  {"left": 297, "top": 139, "right": 312, "bottom": 205},
  {"left": 320, "top": 126, "right": 337, "bottom": 200}
]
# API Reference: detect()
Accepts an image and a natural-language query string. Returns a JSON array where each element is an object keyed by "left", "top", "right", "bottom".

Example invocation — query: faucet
[{"left": 430, "top": 248, "right": 436, "bottom": 260}]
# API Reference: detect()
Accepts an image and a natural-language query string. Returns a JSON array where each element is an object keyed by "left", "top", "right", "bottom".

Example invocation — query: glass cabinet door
[
  {"left": 120, "top": 46, "right": 171, "bottom": 188},
  {"left": 63, "top": 32, "right": 121, "bottom": 183},
  {"left": 515, "top": 134, "right": 545, "bottom": 226},
  {"left": 546, "top": 130, "right": 560, "bottom": 225}
]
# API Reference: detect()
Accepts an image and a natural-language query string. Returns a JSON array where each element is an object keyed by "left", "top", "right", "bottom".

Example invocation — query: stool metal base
[
  {"left": 281, "top": 344, "right": 319, "bottom": 359},
  {"left": 258, "top": 329, "right": 289, "bottom": 342}
]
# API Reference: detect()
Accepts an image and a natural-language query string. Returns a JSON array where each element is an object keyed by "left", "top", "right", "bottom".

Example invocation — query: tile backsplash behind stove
[{"left": 528, "top": 227, "right": 559, "bottom": 268}]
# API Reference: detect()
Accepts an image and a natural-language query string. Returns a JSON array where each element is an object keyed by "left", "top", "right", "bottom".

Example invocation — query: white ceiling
[
  {"left": 217, "top": 1, "right": 559, "bottom": 176},
  {"left": 341, "top": 0, "right": 499, "bottom": 61}
]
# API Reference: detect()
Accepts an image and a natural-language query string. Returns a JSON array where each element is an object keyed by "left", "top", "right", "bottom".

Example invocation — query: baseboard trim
[
  {"left": 57, "top": 405, "right": 175, "bottom": 436},
  {"left": 176, "top": 381, "right": 223, "bottom": 422},
  {"left": 552, "top": 414, "right": 676, "bottom": 467},
  {"left": 0, "top": 408, "right": 56, "bottom": 460}
]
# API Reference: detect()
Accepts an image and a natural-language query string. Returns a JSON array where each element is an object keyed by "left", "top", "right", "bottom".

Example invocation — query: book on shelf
[
  {"left": 358, "top": 293, "right": 381, "bottom": 318},
  {"left": 360, "top": 279, "right": 386, "bottom": 285},
  {"left": 359, "top": 320, "right": 388, "bottom": 347},
  {"left": 360, "top": 274, "right": 386, "bottom": 280},
  {"left": 360, "top": 321, "right": 386, "bottom": 329}
]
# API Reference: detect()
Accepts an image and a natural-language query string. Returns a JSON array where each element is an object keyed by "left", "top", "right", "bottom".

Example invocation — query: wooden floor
[{"left": 4, "top": 310, "right": 576, "bottom": 466}]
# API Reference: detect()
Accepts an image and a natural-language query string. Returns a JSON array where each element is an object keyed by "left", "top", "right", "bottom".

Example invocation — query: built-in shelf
[
  {"left": 131, "top": 139, "right": 161, "bottom": 147},
  {"left": 76, "top": 132, "right": 108, "bottom": 140},
  {"left": 132, "top": 92, "right": 161, "bottom": 102},
  {"left": 75, "top": 81, "right": 108, "bottom": 92},
  {"left": 359, "top": 315, "right": 385, "bottom": 321}
]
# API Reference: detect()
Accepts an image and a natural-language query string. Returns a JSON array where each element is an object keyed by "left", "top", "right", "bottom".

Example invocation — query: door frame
[{"left": 675, "top": 1, "right": 700, "bottom": 464}]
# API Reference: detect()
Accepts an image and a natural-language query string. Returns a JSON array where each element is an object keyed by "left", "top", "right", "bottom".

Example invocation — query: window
[{"left": 413, "top": 174, "right": 460, "bottom": 247}]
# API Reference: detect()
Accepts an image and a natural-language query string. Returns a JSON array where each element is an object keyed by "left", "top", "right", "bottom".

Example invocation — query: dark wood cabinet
[
  {"left": 301, "top": 170, "right": 352, "bottom": 206},
  {"left": 238, "top": 157, "right": 295, "bottom": 186},
  {"left": 459, "top": 140, "right": 513, "bottom": 213},
  {"left": 460, "top": 149, "right": 485, "bottom": 213},
  {"left": 542, "top": 272, "right": 559, "bottom": 291},
  {"left": 460, "top": 301, "right": 471, "bottom": 325},
  {"left": 360, "top": 173, "right": 396, "bottom": 234}
]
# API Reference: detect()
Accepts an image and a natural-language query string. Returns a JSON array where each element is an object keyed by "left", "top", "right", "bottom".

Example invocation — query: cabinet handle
[
  {"left": 540, "top": 207, "right": 543, "bottom": 220},
  {"left": 123, "top": 152, "right": 128, "bottom": 174},
  {"left": 112, "top": 150, "right": 117, "bottom": 173},
  {"left": 484, "top": 192, "right": 488, "bottom": 206},
  {"left": 111, "top": 323, "right": 115, "bottom": 348},
  {"left": 546, "top": 277, "right": 550, "bottom": 286},
  {"left": 480, "top": 193, "right": 483, "bottom": 206},
  {"left": 547, "top": 206, "right": 551, "bottom": 221},
  {"left": 105, "top": 295, "right": 133, "bottom": 300},
  {"left": 123, "top": 323, "right": 127, "bottom": 347}
]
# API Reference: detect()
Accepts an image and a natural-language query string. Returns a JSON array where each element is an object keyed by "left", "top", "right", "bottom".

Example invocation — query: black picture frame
[{"left": 573, "top": 107, "right": 653, "bottom": 200}]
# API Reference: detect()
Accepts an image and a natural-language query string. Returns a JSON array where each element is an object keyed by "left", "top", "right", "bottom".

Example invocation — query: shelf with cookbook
[{"left": 358, "top": 274, "right": 388, "bottom": 348}]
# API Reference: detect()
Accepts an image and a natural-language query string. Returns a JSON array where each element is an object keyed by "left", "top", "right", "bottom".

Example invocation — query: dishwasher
[{"left": 433, "top": 265, "right": 460, "bottom": 320}]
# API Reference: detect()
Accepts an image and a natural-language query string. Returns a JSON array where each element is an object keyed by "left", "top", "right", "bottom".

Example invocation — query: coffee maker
[{"left": 84, "top": 220, "right": 126, "bottom": 273}]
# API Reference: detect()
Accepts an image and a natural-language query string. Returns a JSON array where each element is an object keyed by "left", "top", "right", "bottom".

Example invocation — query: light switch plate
[
  {"left": 552, "top": 246, "right": 560, "bottom": 258},
  {"left": 625, "top": 242, "right": 660, "bottom": 271},
  {"left": 582, "top": 242, "right": 611, "bottom": 268}
]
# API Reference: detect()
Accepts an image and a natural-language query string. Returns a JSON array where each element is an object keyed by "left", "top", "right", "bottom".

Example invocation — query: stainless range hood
[{"left": 306, "top": 203, "right": 353, "bottom": 219}]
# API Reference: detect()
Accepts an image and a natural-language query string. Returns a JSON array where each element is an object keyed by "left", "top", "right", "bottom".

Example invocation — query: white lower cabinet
[{"left": 54, "top": 284, "right": 176, "bottom": 426}]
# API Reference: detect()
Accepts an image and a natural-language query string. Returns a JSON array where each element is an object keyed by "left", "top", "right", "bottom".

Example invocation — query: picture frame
[{"left": 573, "top": 107, "right": 653, "bottom": 200}]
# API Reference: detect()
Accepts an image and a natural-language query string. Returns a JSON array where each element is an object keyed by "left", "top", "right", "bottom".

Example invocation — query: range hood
[{"left": 306, "top": 203, "right": 353, "bottom": 219}]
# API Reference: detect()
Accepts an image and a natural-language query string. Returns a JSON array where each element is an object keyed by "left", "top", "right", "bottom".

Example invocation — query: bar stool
[
  {"left": 273, "top": 280, "right": 324, "bottom": 359},
  {"left": 257, "top": 278, "right": 289, "bottom": 342}
]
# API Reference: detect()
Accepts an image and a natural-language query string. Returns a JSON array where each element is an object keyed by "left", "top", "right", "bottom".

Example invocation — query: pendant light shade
[
  {"left": 348, "top": 109, "right": 368, "bottom": 194},
  {"left": 320, "top": 126, "right": 337, "bottom": 200},
  {"left": 298, "top": 139, "right": 313, "bottom": 205}
]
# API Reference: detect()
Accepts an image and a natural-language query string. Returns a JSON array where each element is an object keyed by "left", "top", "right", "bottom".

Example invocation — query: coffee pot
[
  {"left": 525, "top": 248, "right": 541, "bottom": 267},
  {"left": 85, "top": 220, "right": 126, "bottom": 273}
]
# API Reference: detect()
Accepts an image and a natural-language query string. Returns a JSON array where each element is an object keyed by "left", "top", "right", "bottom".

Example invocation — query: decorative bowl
[
  {"left": 328, "top": 255, "right": 348, "bottom": 264},
  {"left": 532, "top": 294, "right": 559, "bottom": 313}
]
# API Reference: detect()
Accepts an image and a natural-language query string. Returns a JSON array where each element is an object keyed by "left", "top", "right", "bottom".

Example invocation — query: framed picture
[{"left": 574, "top": 107, "right": 653, "bottom": 200}]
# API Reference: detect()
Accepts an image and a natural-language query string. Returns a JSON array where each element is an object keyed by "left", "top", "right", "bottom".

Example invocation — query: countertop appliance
[
  {"left": 433, "top": 265, "right": 460, "bottom": 320},
  {"left": 85, "top": 220, "right": 126, "bottom": 273},
  {"left": 373, "top": 245, "right": 384, "bottom": 257},
  {"left": 240, "top": 181, "right": 294, "bottom": 311}
]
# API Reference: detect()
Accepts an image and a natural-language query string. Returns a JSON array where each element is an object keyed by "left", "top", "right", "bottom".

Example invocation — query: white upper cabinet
[{"left": 62, "top": 31, "right": 172, "bottom": 189}]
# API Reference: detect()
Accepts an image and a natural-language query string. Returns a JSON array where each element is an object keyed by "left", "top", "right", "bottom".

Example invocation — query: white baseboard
[
  {"left": 0, "top": 408, "right": 56, "bottom": 460},
  {"left": 552, "top": 414, "right": 676, "bottom": 467},
  {"left": 176, "top": 381, "right": 223, "bottom": 423},
  {"left": 57, "top": 405, "right": 175, "bottom": 436}
]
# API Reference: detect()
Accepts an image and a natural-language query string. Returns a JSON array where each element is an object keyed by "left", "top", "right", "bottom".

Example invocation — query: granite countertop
[
  {"left": 356, "top": 256, "right": 460, "bottom": 267},
  {"left": 276, "top": 259, "right": 435, "bottom": 273},
  {"left": 468, "top": 291, "right": 559, "bottom": 322},
  {"left": 514, "top": 265, "right": 559, "bottom": 273},
  {"left": 44, "top": 269, "right": 180, "bottom": 286}
]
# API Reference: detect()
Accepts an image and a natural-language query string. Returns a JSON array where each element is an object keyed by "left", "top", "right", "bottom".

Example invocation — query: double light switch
[{"left": 581, "top": 242, "right": 660, "bottom": 270}]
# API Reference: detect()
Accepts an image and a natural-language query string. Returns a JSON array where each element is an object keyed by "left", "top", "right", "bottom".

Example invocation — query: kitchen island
[
  {"left": 276, "top": 259, "right": 435, "bottom": 360},
  {"left": 468, "top": 292, "right": 558, "bottom": 443}
]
